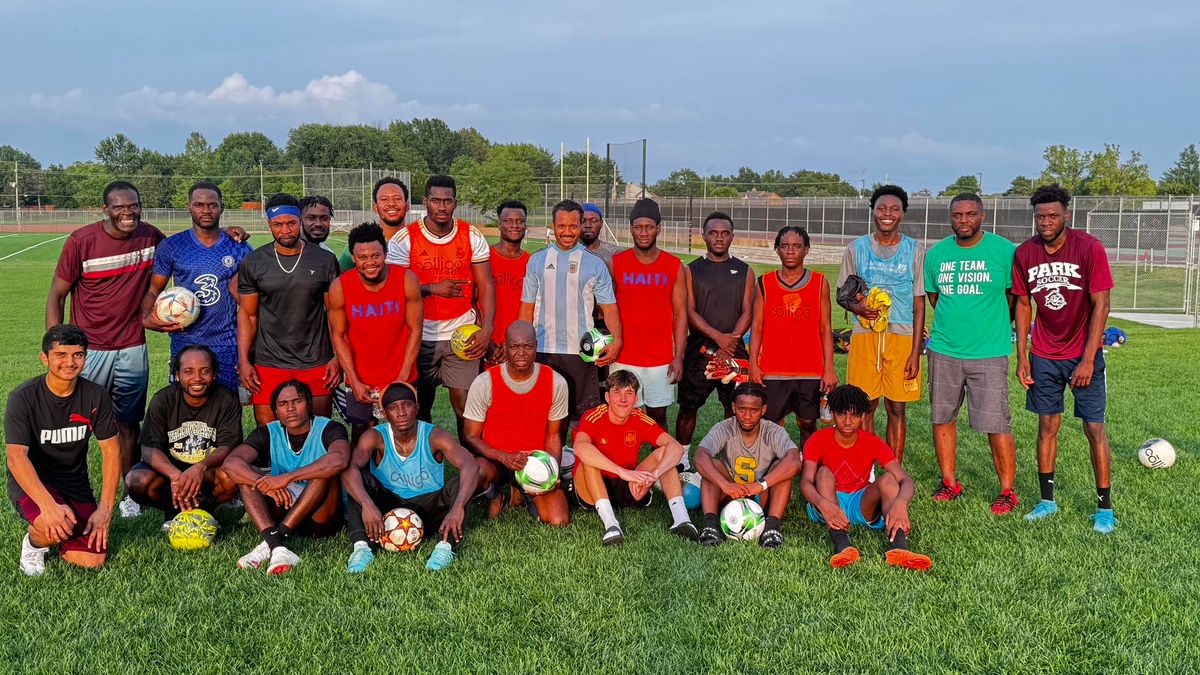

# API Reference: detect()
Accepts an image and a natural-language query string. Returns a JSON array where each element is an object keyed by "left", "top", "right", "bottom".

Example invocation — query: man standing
[
  {"left": 463, "top": 321, "right": 571, "bottom": 526},
  {"left": 580, "top": 203, "right": 623, "bottom": 268},
  {"left": 385, "top": 175, "right": 494, "bottom": 436},
  {"left": 47, "top": 180, "right": 163, "bottom": 519},
  {"left": 676, "top": 211, "right": 754, "bottom": 457},
  {"left": 519, "top": 200, "right": 622, "bottom": 436},
  {"left": 341, "top": 177, "right": 410, "bottom": 272},
  {"left": 1013, "top": 184, "right": 1116, "bottom": 533},
  {"left": 222, "top": 380, "right": 349, "bottom": 575},
  {"left": 237, "top": 193, "right": 342, "bottom": 425},
  {"left": 7, "top": 325, "right": 120, "bottom": 575},
  {"left": 300, "top": 195, "right": 335, "bottom": 253},
  {"left": 487, "top": 200, "right": 531, "bottom": 365},
  {"left": 924, "top": 193, "right": 1019, "bottom": 514},
  {"left": 836, "top": 185, "right": 926, "bottom": 460},
  {"left": 611, "top": 198, "right": 686, "bottom": 431},
  {"left": 141, "top": 180, "right": 252, "bottom": 396},
  {"left": 125, "top": 345, "right": 242, "bottom": 521},
  {"left": 327, "top": 222, "right": 422, "bottom": 443}
]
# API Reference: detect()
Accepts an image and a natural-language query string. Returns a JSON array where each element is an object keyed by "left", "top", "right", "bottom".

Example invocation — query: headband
[
  {"left": 381, "top": 381, "right": 418, "bottom": 408},
  {"left": 582, "top": 203, "right": 603, "bottom": 218},
  {"left": 266, "top": 205, "right": 301, "bottom": 221}
]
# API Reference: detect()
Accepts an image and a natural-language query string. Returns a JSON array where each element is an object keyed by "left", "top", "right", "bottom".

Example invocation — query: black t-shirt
[
  {"left": 243, "top": 420, "right": 347, "bottom": 468},
  {"left": 5, "top": 376, "right": 118, "bottom": 502},
  {"left": 140, "top": 383, "right": 244, "bottom": 470},
  {"left": 686, "top": 256, "right": 751, "bottom": 358},
  {"left": 237, "top": 242, "right": 339, "bottom": 369}
]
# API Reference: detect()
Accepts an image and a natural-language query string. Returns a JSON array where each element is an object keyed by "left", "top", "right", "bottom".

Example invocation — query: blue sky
[{"left": 2, "top": 0, "right": 1198, "bottom": 191}]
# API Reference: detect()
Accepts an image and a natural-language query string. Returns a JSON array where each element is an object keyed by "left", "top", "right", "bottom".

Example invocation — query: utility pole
[
  {"left": 259, "top": 162, "right": 265, "bottom": 216},
  {"left": 13, "top": 162, "right": 20, "bottom": 228}
]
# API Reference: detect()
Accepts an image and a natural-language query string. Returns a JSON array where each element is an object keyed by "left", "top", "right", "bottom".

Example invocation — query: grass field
[{"left": 1, "top": 231, "right": 1198, "bottom": 673}]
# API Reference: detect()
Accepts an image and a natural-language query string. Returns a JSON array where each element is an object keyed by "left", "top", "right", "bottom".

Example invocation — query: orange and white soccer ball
[
  {"left": 381, "top": 507, "right": 424, "bottom": 552},
  {"left": 154, "top": 286, "right": 200, "bottom": 328}
]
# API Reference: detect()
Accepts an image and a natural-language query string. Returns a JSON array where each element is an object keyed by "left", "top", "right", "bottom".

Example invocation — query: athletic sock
[
  {"left": 703, "top": 512, "right": 720, "bottom": 531},
  {"left": 668, "top": 496, "right": 690, "bottom": 526},
  {"left": 1097, "top": 486, "right": 1112, "bottom": 510},
  {"left": 277, "top": 523, "right": 294, "bottom": 540},
  {"left": 595, "top": 499, "right": 620, "bottom": 531},
  {"left": 1038, "top": 472, "right": 1055, "bottom": 502},
  {"left": 764, "top": 515, "right": 781, "bottom": 532},
  {"left": 352, "top": 540, "right": 370, "bottom": 552},
  {"left": 828, "top": 528, "right": 852, "bottom": 553},
  {"left": 679, "top": 445, "right": 692, "bottom": 471},
  {"left": 261, "top": 526, "right": 284, "bottom": 550},
  {"left": 888, "top": 528, "right": 908, "bottom": 551}
]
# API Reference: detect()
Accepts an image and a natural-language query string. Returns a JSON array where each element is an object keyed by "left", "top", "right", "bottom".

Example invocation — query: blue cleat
[
  {"left": 425, "top": 541, "right": 454, "bottom": 571},
  {"left": 1091, "top": 508, "right": 1117, "bottom": 534},
  {"left": 1024, "top": 500, "right": 1058, "bottom": 521},
  {"left": 347, "top": 543, "right": 375, "bottom": 574}
]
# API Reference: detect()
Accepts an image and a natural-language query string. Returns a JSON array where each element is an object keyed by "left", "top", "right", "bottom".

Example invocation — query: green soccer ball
[
  {"left": 579, "top": 328, "right": 613, "bottom": 363},
  {"left": 515, "top": 450, "right": 560, "bottom": 495},
  {"left": 720, "top": 498, "right": 765, "bottom": 541}
]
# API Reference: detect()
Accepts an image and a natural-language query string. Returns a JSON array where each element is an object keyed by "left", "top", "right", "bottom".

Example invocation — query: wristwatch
[{"left": 759, "top": 480, "right": 769, "bottom": 492}]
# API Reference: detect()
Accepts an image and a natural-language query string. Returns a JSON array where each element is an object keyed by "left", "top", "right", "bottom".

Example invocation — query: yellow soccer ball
[
  {"left": 167, "top": 509, "right": 218, "bottom": 551},
  {"left": 450, "top": 324, "right": 481, "bottom": 360}
]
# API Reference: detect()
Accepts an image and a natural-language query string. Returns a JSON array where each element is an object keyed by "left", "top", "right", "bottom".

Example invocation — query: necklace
[{"left": 274, "top": 240, "right": 305, "bottom": 274}]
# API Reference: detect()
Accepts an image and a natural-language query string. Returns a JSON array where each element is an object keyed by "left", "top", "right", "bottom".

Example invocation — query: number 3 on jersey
[
  {"left": 733, "top": 456, "right": 757, "bottom": 484},
  {"left": 193, "top": 273, "right": 221, "bottom": 306}
]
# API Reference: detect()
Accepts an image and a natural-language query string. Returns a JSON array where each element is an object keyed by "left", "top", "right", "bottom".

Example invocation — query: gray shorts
[
  {"left": 81, "top": 344, "right": 149, "bottom": 423},
  {"left": 416, "top": 339, "right": 481, "bottom": 391},
  {"left": 928, "top": 350, "right": 1011, "bottom": 434}
]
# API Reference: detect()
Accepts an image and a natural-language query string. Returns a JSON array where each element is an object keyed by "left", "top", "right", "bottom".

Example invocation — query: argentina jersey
[
  {"left": 154, "top": 229, "right": 252, "bottom": 349},
  {"left": 522, "top": 244, "right": 615, "bottom": 354}
]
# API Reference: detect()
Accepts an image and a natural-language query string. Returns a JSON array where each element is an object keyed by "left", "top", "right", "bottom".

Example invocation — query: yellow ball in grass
[
  {"left": 167, "top": 509, "right": 218, "bottom": 551},
  {"left": 450, "top": 323, "right": 481, "bottom": 360}
]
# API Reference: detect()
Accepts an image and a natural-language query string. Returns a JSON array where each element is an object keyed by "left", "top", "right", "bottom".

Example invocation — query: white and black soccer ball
[
  {"left": 720, "top": 498, "right": 765, "bottom": 541},
  {"left": 1138, "top": 438, "right": 1176, "bottom": 469},
  {"left": 154, "top": 286, "right": 200, "bottom": 328},
  {"left": 516, "top": 450, "right": 560, "bottom": 495}
]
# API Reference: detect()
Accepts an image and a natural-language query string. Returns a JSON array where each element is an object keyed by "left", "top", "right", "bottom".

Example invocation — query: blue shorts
[
  {"left": 806, "top": 486, "right": 884, "bottom": 529},
  {"left": 82, "top": 344, "right": 149, "bottom": 423},
  {"left": 1026, "top": 352, "right": 1106, "bottom": 423}
]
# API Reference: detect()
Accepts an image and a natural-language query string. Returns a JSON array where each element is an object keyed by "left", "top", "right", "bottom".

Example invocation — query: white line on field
[
  {"left": 0, "top": 235, "right": 68, "bottom": 262},
  {"left": 0, "top": 233, "right": 33, "bottom": 239}
]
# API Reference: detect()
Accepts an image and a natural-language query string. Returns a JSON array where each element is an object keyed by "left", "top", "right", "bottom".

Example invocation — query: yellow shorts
[{"left": 846, "top": 332, "right": 921, "bottom": 402}]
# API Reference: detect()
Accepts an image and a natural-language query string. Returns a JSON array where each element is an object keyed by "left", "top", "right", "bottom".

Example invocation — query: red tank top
[
  {"left": 758, "top": 269, "right": 824, "bottom": 377},
  {"left": 612, "top": 249, "right": 681, "bottom": 366},
  {"left": 481, "top": 365, "right": 553, "bottom": 453},
  {"left": 489, "top": 247, "right": 529, "bottom": 345},
  {"left": 407, "top": 220, "right": 474, "bottom": 321},
  {"left": 339, "top": 265, "right": 415, "bottom": 388}
]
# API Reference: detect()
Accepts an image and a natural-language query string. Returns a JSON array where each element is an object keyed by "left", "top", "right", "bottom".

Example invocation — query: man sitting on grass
[
  {"left": 341, "top": 382, "right": 482, "bottom": 573},
  {"left": 222, "top": 380, "right": 349, "bottom": 575},
  {"left": 694, "top": 382, "right": 801, "bottom": 548},
  {"left": 799, "top": 384, "right": 931, "bottom": 570}
]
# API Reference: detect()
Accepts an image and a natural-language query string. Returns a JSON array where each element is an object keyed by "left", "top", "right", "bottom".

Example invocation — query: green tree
[
  {"left": 651, "top": 168, "right": 704, "bottom": 197},
  {"left": 1159, "top": 144, "right": 1200, "bottom": 195},
  {"left": 218, "top": 178, "right": 246, "bottom": 208},
  {"left": 178, "top": 132, "right": 214, "bottom": 177},
  {"left": 488, "top": 143, "right": 556, "bottom": 181},
  {"left": 781, "top": 169, "right": 858, "bottom": 197},
  {"left": 1005, "top": 175, "right": 1035, "bottom": 196},
  {"left": 708, "top": 185, "right": 739, "bottom": 199},
  {"left": 0, "top": 145, "right": 44, "bottom": 207},
  {"left": 1038, "top": 145, "right": 1089, "bottom": 195},
  {"left": 939, "top": 174, "right": 982, "bottom": 197},
  {"left": 136, "top": 149, "right": 178, "bottom": 208},
  {"left": 94, "top": 133, "right": 141, "bottom": 174},
  {"left": 58, "top": 162, "right": 114, "bottom": 208},
  {"left": 452, "top": 154, "right": 541, "bottom": 214},
  {"left": 214, "top": 132, "right": 286, "bottom": 205},
  {"left": 1084, "top": 144, "right": 1156, "bottom": 196},
  {"left": 560, "top": 151, "right": 620, "bottom": 200},
  {"left": 456, "top": 127, "right": 491, "bottom": 164},
  {"left": 286, "top": 124, "right": 391, "bottom": 167},
  {"left": 391, "top": 118, "right": 463, "bottom": 174}
]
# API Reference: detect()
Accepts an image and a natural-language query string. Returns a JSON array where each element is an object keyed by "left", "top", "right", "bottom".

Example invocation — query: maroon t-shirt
[
  {"left": 54, "top": 220, "right": 164, "bottom": 351},
  {"left": 1012, "top": 228, "right": 1113, "bottom": 360}
]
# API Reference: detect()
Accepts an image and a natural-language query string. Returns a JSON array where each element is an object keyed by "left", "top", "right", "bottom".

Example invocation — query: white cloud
[{"left": 866, "top": 132, "right": 1015, "bottom": 162}]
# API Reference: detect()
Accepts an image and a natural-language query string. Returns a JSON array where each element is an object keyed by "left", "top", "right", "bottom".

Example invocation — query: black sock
[
  {"left": 1038, "top": 472, "right": 1055, "bottom": 501},
  {"left": 764, "top": 515, "right": 781, "bottom": 532},
  {"left": 261, "top": 526, "right": 284, "bottom": 550},
  {"left": 1097, "top": 486, "right": 1112, "bottom": 510},
  {"left": 278, "top": 523, "right": 294, "bottom": 540},
  {"left": 828, "top": 529, "right": 851, "bottom": 553},
  {"left": 888, "top": 528, "right": 908, "bottom": 551},
  {"left": 703, "top": 512, "right": 720, "bottom": 530}
]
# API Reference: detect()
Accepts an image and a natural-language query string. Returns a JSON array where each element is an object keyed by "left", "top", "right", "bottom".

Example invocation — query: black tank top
[{"left": 686, "top": 256, "right": 750, "bottom": 357}]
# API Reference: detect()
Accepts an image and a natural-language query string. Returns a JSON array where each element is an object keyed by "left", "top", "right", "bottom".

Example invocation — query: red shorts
[
  {"left": 13, "top": 487, "right": 105, "bottom": 555},
  {"left": 252, "top": 364, "right": 333, "bottom": 406}
]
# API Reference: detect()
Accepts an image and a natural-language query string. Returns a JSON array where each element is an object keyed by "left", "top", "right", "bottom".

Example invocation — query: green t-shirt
[
  {"left": 923, "top": 231, "right": 1015, "bottom": 359},
  {"left": 338, "top": 243, "right": 355, "bottom": 273}
]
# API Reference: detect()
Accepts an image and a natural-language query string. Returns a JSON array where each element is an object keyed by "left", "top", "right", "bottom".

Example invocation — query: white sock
[
  {"left": 23, "top": 533, "right": 48, "bottom": 553},
  {"left": 679, "top": 445, "right": 692, "bottom": 471},
  {"left": 595, "top": 499, "right": 620, "bottom": 530},
  {"left": 352, "top": 540, "right": 370, "bottom": 552},
  {"left": 668, "top": 496, "right": 690, "bottom": 526}
]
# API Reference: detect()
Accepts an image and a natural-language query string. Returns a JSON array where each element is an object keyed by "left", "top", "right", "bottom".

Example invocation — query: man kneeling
[
  {"left": 342, "top": 382, "right": 481, "bottom": 573},
  {"left": 126, "top": 346, "right": 242, "bottom": 525},
  {"left": 694, "top": 382, "right": 801, "bottom": 548},
  {"left": 799, "top": 384, "right": 931, "bottom": 570},
  {"left": 573, "top": 370, "right": 697, "bottom": 545},
  {"left": 463, "top": 321, "right": 570, "bottom": 526},
  {"left": 222, "top": 380, "right": 349, "bottom": 575}
]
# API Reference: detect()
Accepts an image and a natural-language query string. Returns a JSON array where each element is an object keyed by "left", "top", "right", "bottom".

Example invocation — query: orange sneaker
[
  {"left": 829, "top": 546, "right": 861, "bottom": 568},
  {"left": 885, "top": 549, "right": 933, "bottom": 571}
]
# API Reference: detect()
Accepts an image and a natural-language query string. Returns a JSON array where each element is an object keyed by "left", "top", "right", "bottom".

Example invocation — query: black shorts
[
  {"left": 346, "top": 469, "right": 464, "bottom": 543},
  {"left": 678, "top": 351, "right": 738, "bottom": 411},
  {"left": 574, "top": 473, "right": 653, "bottom": 509},
  {"left": 763, "top": 378, "right": 821, "bottom": 422},
  {"left": 536, "top": 352, "right": 600, "bottom": 420},
  {"left": 1026, "top": 352, "right": 1106, "bottom": 423}
]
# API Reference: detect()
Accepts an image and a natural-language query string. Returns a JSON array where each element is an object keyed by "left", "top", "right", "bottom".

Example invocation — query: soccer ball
[
  {"left": 720, "top": 498, "right": 765, "bottom": 541},
  {"left": 579, "top": 328, "right": 613, "bottom": 363},
  {"left": 1138, "top": 438, "right": 1176, "bottom": 469},
  {"left": 516, "top": 450, "right": 560, "bottom": 495},
  {"left": 381, "top": 507, "right": 424, "bottom": 552},
  {"left": 167, "top": 509, "right": 218, "bottom": 550},
  {"left": 680, "top": 471, "right": 702, "bottom": 510},
  {"left": 154, "top": 286, "right": 200, "bottom": 328},
  {"left": 559, "top": 447, "right": 575, "bottom": 476},
  {"left": 450, "top": 323, "right": 481, "bottom": 360}
]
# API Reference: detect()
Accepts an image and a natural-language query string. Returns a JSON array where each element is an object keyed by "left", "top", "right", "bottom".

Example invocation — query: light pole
[{"left": 703, "top": 165, "right": 715, "bottom": 200}]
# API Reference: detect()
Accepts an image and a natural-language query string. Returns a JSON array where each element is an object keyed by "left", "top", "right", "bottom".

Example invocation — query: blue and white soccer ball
[{"left": 680, "top": 471, "right": 702, "bottom": 510}]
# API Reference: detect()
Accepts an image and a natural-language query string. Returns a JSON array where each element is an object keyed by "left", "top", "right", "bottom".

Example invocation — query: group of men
[{"left": 7, "top": 173, "right": 1115, "bottom": 578}]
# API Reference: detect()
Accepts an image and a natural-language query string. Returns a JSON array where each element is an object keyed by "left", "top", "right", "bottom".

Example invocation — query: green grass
[{"left": 1, "top": 233, "right": 1198, "bottom": 673}]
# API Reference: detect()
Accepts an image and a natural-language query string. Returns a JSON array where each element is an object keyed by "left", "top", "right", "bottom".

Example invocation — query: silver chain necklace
[{"left": 274, "top": 240, "right": 305, "bottom": 274}]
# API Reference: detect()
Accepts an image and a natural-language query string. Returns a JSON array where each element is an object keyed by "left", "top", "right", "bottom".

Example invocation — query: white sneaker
[
  {"left": 20, "top": 534, "right": 49, "bottom": 576},
  {"left": 237, "top": 541, "right": 271, "bottom": 570},
  {"left": 267, "top": 546, "right": 300, "bottom": 576},
  {"left": 118, "top": 495, "right": 142, "bottom": 518}
]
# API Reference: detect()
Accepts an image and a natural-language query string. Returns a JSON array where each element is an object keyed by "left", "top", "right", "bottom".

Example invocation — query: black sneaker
[
  {"left": 698, "top": 526, "right": 723, "bottom": 546},
  {"left": 759, "top": 528, "right": 784, "bottom": 549},
  {"left": 602, "top": 525, "right": 625, "bottom": 546},
  {"left": 669, "top": 521, "right": 699, "bottom": 542}
]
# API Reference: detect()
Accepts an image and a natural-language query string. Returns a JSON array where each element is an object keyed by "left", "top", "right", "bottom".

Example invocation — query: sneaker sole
[
  {"left": 602, "top": 535, "right": 625, "bottom": 546},
  {"left": 267, "top": 564, "right": 294, "bottom": 576}
]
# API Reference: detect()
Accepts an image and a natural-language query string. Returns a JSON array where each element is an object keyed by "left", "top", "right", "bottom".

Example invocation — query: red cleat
[
  {"left": 932, "top": 480, "right": 963, "bottom": 502},
  {"left": 885, "top": 549, "right": 933, "bottom": 571},
  {"left": 990, "top": 489, "right": 1019, "bottom": 515},
  {"left": 830, "top": 546, "right": 861, "bottom": 568}
]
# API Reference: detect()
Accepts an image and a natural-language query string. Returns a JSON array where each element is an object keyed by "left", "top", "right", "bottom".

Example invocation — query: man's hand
[
  {"left": 172, "top": 464, "right": 205, "bottom": 511},
  {"left": 362, "top": 502, "right": 385, "bottom": 542},
  {"left": 223, "top": 225, "right": 250, "bottom": 243},
  {"left": 83, "top": 507, "right": 112, "bottom": 552},
  {"left": 667, "top": 355, "right": 684, "bottom": 384},
  {"left": 720, "top": 480, "right": 749, "bottom": 499},
  {"left": 819, "top": 501, "right": 850, "bottom": 531},
  {"left": 499, "top": 450, "right": 531, "bottom": 472},
  {"left": 820, "top": 366, "right": 838, "bottom": 394},
  {"left": 462, "top": 327, "right": 491, "bottom": 360},
  {"left": 239, "top": 359, "right": 261, "bottom": 394},
  {"left": 34, "top": 502, "right": 77, "bottom": 542},
  {"left": 486, "top": 342, "right": 505, "bottom": 366},
  {"left": 712, "top": 333, "right": 740, "bottom": 360},
  {"left": 348, "top": 377, "right": 373, "bottom": 405},
  {"left": 143, "top": 312, "right": 182, "bottom": 333},
  {"left": 904, "top": 353, "right": 920, "bottom": 381},
  {"left": 595, "top": 338, "right": 622, "bottom": 367},
  {"left": 323, "top": 358, "right": 342, "bottom": 390},
  {"left": 745, "top": 481, "right": 766, "bottom": 496},
  {"left": 429, "top": 279, "right": 468, "bottom": 298},
  {"left": 851, "top": 301, "right": 880, "bottom": 320},
  {"left": 255, "top": 475, "right": 294, "bottom": 508},
  {"left": 1016, "top": 357, "right": 1034, "bottom": 390},
  {"left": 748, "top": 362, "right": 764, "bottom": 384},
  {"left": 1070, "top": 357, "right": 1095, "bottom": 388},
  {"left": 885, "top": 502, "right": 911, "bottom": 542},
  {"left": 439, "top": 505, "right": 466, "bottom": 543},
  {"left": 622, "top": 468, "right": 657, "bottom": 500}
]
